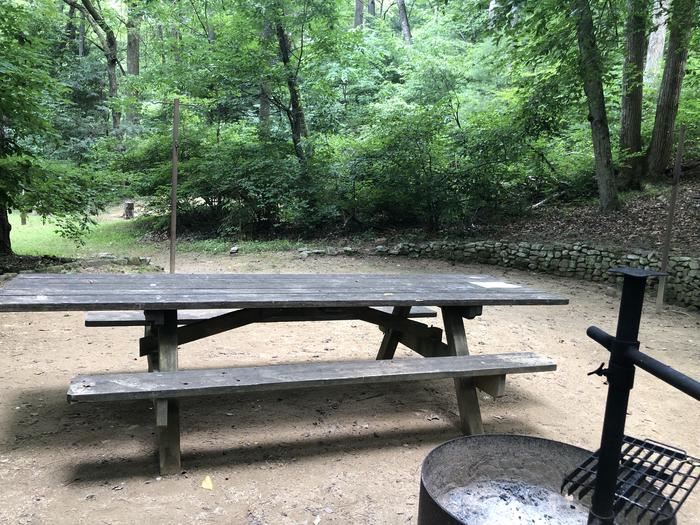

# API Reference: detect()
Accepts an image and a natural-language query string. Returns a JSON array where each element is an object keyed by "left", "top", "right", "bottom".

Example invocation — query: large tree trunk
[
  {"left": 355, "top": 0, "right": 364, "bottom": 27},
  {"left": 619, "top": 0, "right": 650, "bottom": 190},
  {"left": 572, "top": 0, "right": 620, "bottom": 210},
  {"left": 276, "top": 23, "right": 309, "bottom": 164},
  {"left": 646, "top": 0, "right": 696, "bottom": 180},
  {"left": 0, "top": 203, "right": 11, "bottom": 256},
  {"left": 126, "top": 2, "right": 141, "bottom": 124},
  {"left": 645, "top": 0, "right": 668, "bottom": 82},
  {"left": 397, "top": 0, "right": 412, "bottom": 44}
]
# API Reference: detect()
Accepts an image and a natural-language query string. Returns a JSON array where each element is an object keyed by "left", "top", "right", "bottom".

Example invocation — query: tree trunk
[
  {"left": 126, "top": 2, "right": 141, "bottom": 124},
  {"left": 368, "top": 0, "right": 376, "bottom": 16},
  {"left": 646, "top": 0, "right": 696, "bottom": 180},
  {"left": 204, "top": 0, "right": 216, "bottom": 42},
  {"left": 126, "top": 8, "right": 140, "bottom": 77},
  {"left": 64, "top": 5, "right": 77, "bottom": 54},
  {"left": 259, "top": 22, "right": 272, "bottom": 133},
  {"left": 488, "top": 0, "right": 499, "bottom": 24},
  {"left": 68, "top": 0, "right": 120, "bottom": 128},
  {"left": 355, "top": 0, "right": 364, "bottom": 27},
  {"left": 572, "top": 0, "right": 620, "bottom": 210},
  {"left": 78, "top": 12, "right": 86, "bottom": 56},
  {"left": 259, "top": 89, "right": 271, "bottom": 130},
  {"left": 397, "top": 0, "right": 412, "bottom": 44},
  {"left": 157, "top": 25, "right": 165, "bottom": 64},
  {"left": 0, "top": 203, "right": 11, "bottom": 256},
  {"left": 619, "top": 0, "right": 650, "bottom": 190},
  {"left": 171, "top": 0, "right": 182, "bottom": 63},
  {"left": 172, "top": 26, "right": 182, "bottom": 62},
  {"left": 645, "top": 0, "right": 668, "bottom": 82},
  {"left": 276, "top": 23, "right": 309, "bottom": 163},
  {"left": 107, "top": 51, "right": 120, "bottom": 129}
]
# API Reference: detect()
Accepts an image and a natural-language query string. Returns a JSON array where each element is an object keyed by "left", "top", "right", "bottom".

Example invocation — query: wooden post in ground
[
  {"left": 656, "top": 125, "right": 685, "bottom": 313},
  {"left": 170, "top": 98, "right": 179, "bottom": 274},
  {"left": 441, "top": 306, "right": 484, "bottom": 435},
  {"left": 156, "top": 309, "right": 181, "bottom": 474}
]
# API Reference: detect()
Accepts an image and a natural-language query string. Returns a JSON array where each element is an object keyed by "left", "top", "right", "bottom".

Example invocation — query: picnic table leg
[
  {"left": 441, "top": 306, "right": 484, "bottom": 435},
  {"left": 376, "top": 306, "right": 412, "bottom": 360},
  {"left": 145, "top": 324, "right": 159, "bottom": 372},
  {"left": 155, "top": 310, "right": 181, "bottom": 475}
]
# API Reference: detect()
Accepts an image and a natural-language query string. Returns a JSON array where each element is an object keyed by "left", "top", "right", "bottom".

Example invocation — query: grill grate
[{"left": 561, "top": 436, "right": 700, "bottom": 524}]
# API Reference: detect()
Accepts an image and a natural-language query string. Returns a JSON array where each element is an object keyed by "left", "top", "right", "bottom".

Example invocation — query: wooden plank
[
  {"left": 0, "top": 294, "right": 569, "bottom": 312},
  {"left": 2, "top": 285, "right": 563, "bottom": 299},
  {"left": 0, "top": 273, "right": 568, "bottom": 312},
  {"left": 5, "top": 273, "right": 503, "bottom": 286},
  {"left": 474, "top": 375, "right": 506, "bottom": 397},
  {"left": 138, "top": 306, "right": 443, "bottom": 355},
  {"left": 139, "top": 308, "right": 268, "bottom": 356},
  {"left": 462, "top": 306, "right": 483, "bottom": 320},
  {"left": 394, "top": 331, "right": 451, "bottom": 358},
  {"left": 376, "top": 306, "right": 412, "bottom": 360},
  {"left": 357, "top": 307, "right": 441, "bottom": 339},
  {"left": 156, "top": 399, "right": 168, "bottom": 427},
  {"left": 156, "top": 310, "right": 180, "bottom": 475},
  {"left": 144, "top": 321, "right": 158, "bottom": 372},
  {"left": 442, "top": 306, "right": 484, "bottom": 435},
  {"left": 85, "top": 306, "right": 437, "bottom": 327},
  {"left": 67, "top": 353, "right": 556, "bottom": 402}
]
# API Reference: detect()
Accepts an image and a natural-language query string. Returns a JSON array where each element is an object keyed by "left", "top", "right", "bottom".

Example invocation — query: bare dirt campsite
[
  {"left": 1, "top": 252, "right": 698, "bottom": 524},
  {"left": 4, "top": 0, "right": 700, "bottom": 522}
]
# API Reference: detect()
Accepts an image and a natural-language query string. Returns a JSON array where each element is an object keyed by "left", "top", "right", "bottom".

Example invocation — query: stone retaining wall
[{"left": 377, "top": 241, "right": 700, "bottom": 307}]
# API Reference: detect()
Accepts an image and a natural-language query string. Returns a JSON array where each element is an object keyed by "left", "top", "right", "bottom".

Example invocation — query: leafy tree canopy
[{"left": 1, "top": 0, "right": 698, "bottom": 252}]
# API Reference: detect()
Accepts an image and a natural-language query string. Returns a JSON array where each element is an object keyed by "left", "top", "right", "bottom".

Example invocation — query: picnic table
[{"left": 0, "top": 272, "right": 567, "bottom": 474}]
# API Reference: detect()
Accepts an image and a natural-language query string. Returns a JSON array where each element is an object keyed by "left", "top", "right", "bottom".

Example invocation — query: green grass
[
  {"left": 9, "top": 213, "right": 311, "bottom": 258},
  {"left": 9, "top": 214, "right": 144, "bottom": 257}
]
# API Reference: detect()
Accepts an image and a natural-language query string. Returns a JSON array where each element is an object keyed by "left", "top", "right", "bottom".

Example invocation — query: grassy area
[{"left": 9, "top": 213, "right": 310, "bottom": 258}]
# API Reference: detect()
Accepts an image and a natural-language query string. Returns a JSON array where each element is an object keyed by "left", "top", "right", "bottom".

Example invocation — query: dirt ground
[{"left": 1, "top": 252, "right": 698, "bottom": 524}]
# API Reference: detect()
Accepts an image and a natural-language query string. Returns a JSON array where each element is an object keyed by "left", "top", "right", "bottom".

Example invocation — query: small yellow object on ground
[{"left": 201, "top": 475, "right": 214, "bottom": 490}]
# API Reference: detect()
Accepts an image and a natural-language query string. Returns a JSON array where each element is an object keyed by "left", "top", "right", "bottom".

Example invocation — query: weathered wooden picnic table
[{"left": 0, "top": 272, "right": 567, "bottom": 475}]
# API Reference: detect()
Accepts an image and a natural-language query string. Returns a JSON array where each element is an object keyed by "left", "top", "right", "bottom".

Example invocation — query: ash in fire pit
[
  {"left": 438, "top": 479, "right": 588, "bottom": 524},
  {"left": 418, "top": 434, "right": 679, "bottom": 525},
  {"left": 418, "top": 434, "right": 595, "bottom": 525}
]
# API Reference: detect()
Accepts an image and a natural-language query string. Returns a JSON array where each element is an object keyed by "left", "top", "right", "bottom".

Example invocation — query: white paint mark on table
[{"left": 469, "top": 282, "right": 521, "bottom": 289}]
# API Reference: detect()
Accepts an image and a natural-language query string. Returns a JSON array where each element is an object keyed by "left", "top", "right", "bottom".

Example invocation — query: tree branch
[{"left": 187, "top": 0, "right": 212, "bottom": 40}]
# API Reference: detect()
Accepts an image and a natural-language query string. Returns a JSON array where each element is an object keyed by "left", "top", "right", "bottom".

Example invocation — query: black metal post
[{"left": 587, "top": 268, "right": 663, "bottom": 524}]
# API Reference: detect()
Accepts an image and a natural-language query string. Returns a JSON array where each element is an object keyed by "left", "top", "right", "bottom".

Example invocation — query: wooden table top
[{"left": 0, "top": 273, "right": 568, "bottom": 312}]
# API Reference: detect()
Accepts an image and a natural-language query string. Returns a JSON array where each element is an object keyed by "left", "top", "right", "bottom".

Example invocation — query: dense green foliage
[
  {"left": 0, "top": 2, "right": 111, "bottom": 249},
  {"left": 2, "top": 0, "right": 699, "bottom": 249}
]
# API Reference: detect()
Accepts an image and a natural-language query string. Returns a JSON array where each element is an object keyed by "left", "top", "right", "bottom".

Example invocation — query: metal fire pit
[
  {"left": 418, "top": 434, "right": 680, "bottom": 525},
  {"left": 419, "top": 434, "right": 594, "bottom": 525},
  {"left": 418, "top": 268, "right": 699, "bottom": 525}
]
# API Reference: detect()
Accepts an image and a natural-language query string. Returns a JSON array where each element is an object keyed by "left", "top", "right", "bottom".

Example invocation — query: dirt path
[{"left": 1, "top": 252, "right": 698, "bottom": 524}]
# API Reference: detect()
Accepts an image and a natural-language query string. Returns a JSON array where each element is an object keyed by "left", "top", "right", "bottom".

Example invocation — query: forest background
[{"left": 1, "top": 0, "right": 698, "bottom": 255}]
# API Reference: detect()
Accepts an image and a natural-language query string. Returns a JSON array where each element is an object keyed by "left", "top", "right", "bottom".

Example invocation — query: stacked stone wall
[{"left": 376, "top": 241, "right": 700, "bottom": 307}]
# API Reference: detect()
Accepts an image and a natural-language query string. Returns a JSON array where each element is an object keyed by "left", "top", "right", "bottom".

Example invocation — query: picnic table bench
[
  {"left": 84, "top": 305, "right": 438, "bottom": 326},
  {"left": 0, "top": 273, "right": 566, "bottom": 475}
]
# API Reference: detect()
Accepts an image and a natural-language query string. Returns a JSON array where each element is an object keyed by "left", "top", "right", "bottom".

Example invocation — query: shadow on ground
[{"left": 2, "top": 381, "right": 547, "bottom": 481}]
